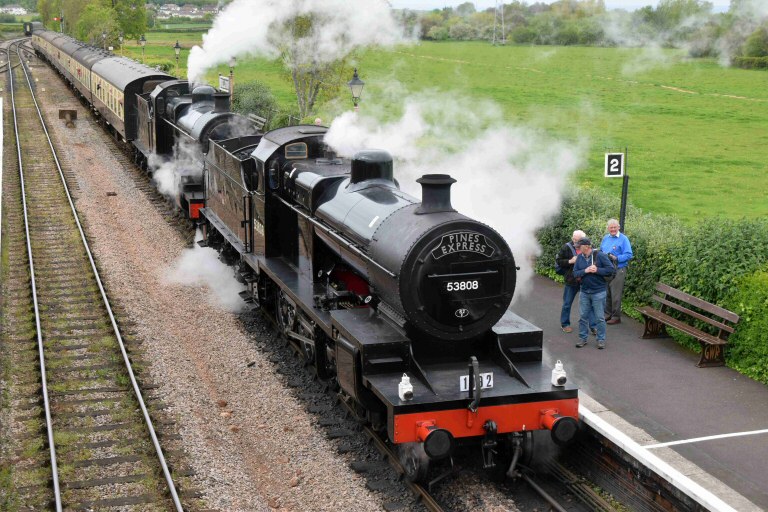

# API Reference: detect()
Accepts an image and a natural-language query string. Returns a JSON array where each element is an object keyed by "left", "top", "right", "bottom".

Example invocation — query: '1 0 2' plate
[{"left": 459, "top": 372, "right": 493, "bottom": 392}]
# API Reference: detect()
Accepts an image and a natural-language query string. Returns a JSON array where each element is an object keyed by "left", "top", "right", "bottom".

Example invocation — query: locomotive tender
[{"left": 30, "top": 26, "right": 579, "bottom": 480}]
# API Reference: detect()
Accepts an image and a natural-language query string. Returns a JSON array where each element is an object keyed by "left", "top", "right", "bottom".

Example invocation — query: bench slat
[
  {"left": 638, "top": 308, "right": 727, "bottom": 346},
  {"left": 651, "top": 295, "right": 735, "bottom": 334},
  {"left": 655, "top": 283, "right": 740, "bottom": 323}
]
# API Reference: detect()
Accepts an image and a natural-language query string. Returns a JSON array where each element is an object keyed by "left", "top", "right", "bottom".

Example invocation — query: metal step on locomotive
[{"left": 29, "top": 23, "right": 580, "bottom": 483}]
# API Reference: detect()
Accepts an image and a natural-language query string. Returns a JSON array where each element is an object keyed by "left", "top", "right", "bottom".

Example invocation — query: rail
[{"left": 8, "top": 39, "right": 184, "bottom": 511}]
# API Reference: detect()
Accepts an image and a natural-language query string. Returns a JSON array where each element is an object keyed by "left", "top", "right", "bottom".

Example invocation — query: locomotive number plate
[
  {"left": 459, "top": 373, "right": 493, "bottom": 392},
  {"left": 443, "top": 279, "right": 480, "bottom": 292}
]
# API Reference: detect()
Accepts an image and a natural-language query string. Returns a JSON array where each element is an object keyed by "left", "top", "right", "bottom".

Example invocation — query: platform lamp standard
[
  {"left": 228, "top": 55, "right": 236, "bottom": 101},
  {"left": 118, "top": 33, "right": 124, "bottom": 56},
  {"left": 174, "top": 40, "right": 181, "bottom": 78},
  {"left": 139, "top": 34, "right": 146, "bottom": 64},
  {"left": 347, "top": 68, "right": 364, "bottom": 112}
]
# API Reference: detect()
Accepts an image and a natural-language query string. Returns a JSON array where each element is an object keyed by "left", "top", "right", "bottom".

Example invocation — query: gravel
[{"left": 33, "top": 61, "right": 384, "bottom": 512}]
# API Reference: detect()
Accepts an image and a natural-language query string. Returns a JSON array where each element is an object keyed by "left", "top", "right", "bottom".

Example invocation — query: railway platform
[{"left": 513, "top": 275, "right": 767, "bottom": 511}]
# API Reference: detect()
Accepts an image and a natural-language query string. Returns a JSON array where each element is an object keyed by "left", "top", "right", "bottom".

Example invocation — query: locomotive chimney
[
  {"left": 415, "top": 174, "right": 457, "bottom": 215},
  {"left": 213, "top": 92, "right": 231, "bottom": 113},
  {"left": 350, "top": 150, "right": 393, "bottom": 184}
]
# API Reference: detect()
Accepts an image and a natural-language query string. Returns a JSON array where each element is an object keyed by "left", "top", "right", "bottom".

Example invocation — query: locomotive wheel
[
  {"left": 275, "top": 291, "right": 296, "bottom": 335},
  {"left": 398, "top": 442, "right": 430, "bottom": 483},
  {"left": 519, "top": 430, "right": 534, "bottom": 468}
]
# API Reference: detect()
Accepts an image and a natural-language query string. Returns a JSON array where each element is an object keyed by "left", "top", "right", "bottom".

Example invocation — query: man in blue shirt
[
  {"left": 600, "top": 219, "right": 633, "bottom": 324},
  {"left": 572, "top": 238, "right": 613, "bottom": 349}
]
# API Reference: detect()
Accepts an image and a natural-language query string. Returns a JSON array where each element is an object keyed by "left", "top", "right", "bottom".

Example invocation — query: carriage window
[{"left": 285, "top": 142, "right": 307, "bottom": 160}]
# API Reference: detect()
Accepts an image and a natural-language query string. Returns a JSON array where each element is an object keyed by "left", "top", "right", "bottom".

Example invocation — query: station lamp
[
  {"left": 174, "top": 40, "right": 181, "bottom": 77},
  {"left": 347, "top": 68, "right": 365, "bottom": 111},
  {"left": 139, "top": 34, "right": 146, "bottom": 64}
]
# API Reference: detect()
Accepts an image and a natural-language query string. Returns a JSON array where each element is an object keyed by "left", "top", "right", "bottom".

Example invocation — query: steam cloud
[
  {"left": 325, "top": 90, "right": 585, "bottom": 300},
  {"left": 187, "top": 0, "right": 409, "bottom": 84},
  {"left": 165, "top": 230, "right": 246, "bottom": 313},
  {"left": 149, "top": 138, "right": 203, "bottom": 199}
]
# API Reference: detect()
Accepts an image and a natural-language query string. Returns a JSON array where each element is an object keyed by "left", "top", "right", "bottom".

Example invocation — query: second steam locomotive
[{"left": 30, "top": 24, "right": 580, "bottom": 481}]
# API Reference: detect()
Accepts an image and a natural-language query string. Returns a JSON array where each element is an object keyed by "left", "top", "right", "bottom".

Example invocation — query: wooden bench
[
  {"left": 247, "top": 114, "right": 267, "bottom": 131},
  {"left": 636, "top": 283, "right": 740, "bottom": 368}
]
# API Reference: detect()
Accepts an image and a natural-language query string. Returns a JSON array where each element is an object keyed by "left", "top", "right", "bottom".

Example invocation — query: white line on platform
[
  {"left": 580, "top": 406, "right": 738, "bottom": 512},
  {"left": 645, "top": 428, "right": 768, "bottom": 449}
]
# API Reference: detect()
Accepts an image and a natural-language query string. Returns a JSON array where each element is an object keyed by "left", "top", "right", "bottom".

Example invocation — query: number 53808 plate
[{"left": 459, "top": 372, "right": 493, "bottom": 392}]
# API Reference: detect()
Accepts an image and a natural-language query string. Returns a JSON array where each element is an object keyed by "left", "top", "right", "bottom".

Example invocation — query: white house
[{"left": 0, "top": 5, "right": 28, "bottom": 15}]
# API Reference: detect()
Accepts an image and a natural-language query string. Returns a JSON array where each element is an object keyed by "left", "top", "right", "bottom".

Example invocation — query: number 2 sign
[{"left": 605, "top": 153, "right": 624, "bottom": 178}]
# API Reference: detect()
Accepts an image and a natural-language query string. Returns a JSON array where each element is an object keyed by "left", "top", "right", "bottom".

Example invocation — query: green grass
[{"left": 130, "top": 34, "right": 768, "bottom": 222}]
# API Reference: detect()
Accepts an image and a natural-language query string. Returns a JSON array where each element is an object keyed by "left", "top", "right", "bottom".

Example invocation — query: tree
[
  {"left": 114, "top": 0, "right": 147, "bottom": 39},
  {"left": 275, "top": 14, "right": 348, "bottom": 120},
  {"left": 75, "top": 3, "right": 118, "bottom": 47},
  {"left": 455, "top": 2, "right": 476, "bottom": 18},
  {"left": 742, "top": 25, "right": 768, "bottom": 57},
  {"left": 37, "top": 0, "right": 55, "bottom": 28},
  {"left": 60, "top": 0, "right": 91, "bottom": 35}
]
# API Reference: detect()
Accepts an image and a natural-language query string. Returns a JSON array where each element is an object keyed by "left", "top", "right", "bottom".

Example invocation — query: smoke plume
[
  {"left": 325, "top": 90, "right": 585, "bottom": 300},
  {"left": 149, "top": 138, "right": 204, "bottom": 199},
  {"left": 165, "top": 230, "right": 246, "bottom": 313},
  {"left": 187, "top": 0, "right": 408, "bottom": 84}
]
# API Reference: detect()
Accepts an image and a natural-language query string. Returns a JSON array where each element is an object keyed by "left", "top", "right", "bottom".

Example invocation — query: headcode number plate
[{"left": 459, "top": 372, "right": 493, "bottom": 392}]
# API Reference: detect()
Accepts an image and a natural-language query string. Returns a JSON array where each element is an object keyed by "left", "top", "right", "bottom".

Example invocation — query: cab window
[{"left": 285, "top": 142, "right": 307, "bottom": 160}]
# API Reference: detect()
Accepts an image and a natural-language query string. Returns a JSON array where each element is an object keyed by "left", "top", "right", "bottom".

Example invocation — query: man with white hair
[
  {"left": 556, "top": 229, "right": 596, "bottom": 334},
  {"left": 601, "top": 218, "right": 633, "bottom": 324}
]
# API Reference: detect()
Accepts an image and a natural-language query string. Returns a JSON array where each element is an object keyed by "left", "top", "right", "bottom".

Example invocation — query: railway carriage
[{"left": 90, "top": 57, "right": 173, "bottom": 141}]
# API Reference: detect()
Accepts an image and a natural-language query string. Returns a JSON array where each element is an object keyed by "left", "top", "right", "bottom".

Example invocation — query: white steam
[
  {"left": 165, "top": 230, "right": 246, "bottom": 313},
  {"left": 325, "top": 91, "right": 585, "bottom": 300},
  {"left": 149, "top": 139, "right": 204, "bottom": 199},
  {"left": 188, "top": 0, "right": 408, "bottom": 84}
]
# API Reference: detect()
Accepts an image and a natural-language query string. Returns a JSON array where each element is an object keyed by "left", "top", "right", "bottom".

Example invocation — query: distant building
[
  {"left": 157, "top": 3, "right": 215, "bottom": 20},
  {"left": 0, "top": 5, "right": 28, "bottom": 15}
]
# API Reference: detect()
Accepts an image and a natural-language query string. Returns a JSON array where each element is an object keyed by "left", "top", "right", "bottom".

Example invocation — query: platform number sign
[{"left": 605, "top": 153, "right": 625, "bottom": 178}]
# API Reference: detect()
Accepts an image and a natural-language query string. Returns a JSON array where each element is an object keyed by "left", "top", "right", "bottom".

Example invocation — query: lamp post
[
  {"left": 228, "top": 56, "right": 236, "bottom": 100},
  {"left": 101, "top": 30, "right": 107, "bottom": 50},
  {"left": 174, "top": 40, "right": 181, "bottom": 77},
  {"left": 139, "top": 34, "right": 146, "bottom": 64},
  {"left": 119, "top": 33, "right": 124, "bottom": 56},
  {"left": 347, "top": 68, "right": 365, "bottom": 112}
]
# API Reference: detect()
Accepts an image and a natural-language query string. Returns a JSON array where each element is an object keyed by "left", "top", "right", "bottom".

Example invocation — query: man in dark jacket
[
  {"left": 557, "top": 230, "right": 595, "bottom": 333},
  {"left": 571, "top": 238, "right": 614, "bottom": 349}
]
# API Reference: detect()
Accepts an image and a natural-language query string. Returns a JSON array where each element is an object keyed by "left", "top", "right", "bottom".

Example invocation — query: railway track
[{"left": 0, "top": 39, "right": 184, "bottom": 510}]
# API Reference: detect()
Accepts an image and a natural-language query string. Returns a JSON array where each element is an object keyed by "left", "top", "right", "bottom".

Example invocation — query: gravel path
[{"left": 32, "top": 61, "right": 383, "bottom": 511}]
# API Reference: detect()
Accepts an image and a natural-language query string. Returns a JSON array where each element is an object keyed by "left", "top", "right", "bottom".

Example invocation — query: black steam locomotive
[{"left": 30, "top": 26, "right": 579, "bottom": 481}]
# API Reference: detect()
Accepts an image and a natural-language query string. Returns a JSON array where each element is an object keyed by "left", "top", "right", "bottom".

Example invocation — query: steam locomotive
[{"left": 30, "top": 26, "right": 579, "bottom": 481}]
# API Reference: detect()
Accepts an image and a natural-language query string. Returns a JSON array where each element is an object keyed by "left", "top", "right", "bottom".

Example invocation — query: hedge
[
  {"left": 537, "top": 187, "right": 768, "bottom": 384},
  {"left": 724, "top": 270, "right": 768, "bottom": 383},
  {"left": 732, "top": 56, "right": 768, "bottom": 69}
]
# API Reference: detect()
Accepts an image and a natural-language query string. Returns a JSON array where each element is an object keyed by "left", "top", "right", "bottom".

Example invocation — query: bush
[
  {"left": 144, "top": 58, "right": 174, "bottom": 73},
  {"left": 724, "top": 269, "right": 768, "bottom": 384},
  {"left": 732, "top": 56, "right": 768, "bottom": 69},
  {"left": 231, "top": 81, "right": 278, "bottom": 127},
  {"left": 663, "top": 217, "right": 768, "bottom": 306}
]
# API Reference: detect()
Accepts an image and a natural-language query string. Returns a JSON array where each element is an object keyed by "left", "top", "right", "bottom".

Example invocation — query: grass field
[{"left": 126, "top": 35, "right": 768, "bottom": 223}]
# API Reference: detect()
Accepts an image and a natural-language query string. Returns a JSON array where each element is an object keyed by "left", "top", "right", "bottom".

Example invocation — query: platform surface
[{"left": 513, "top": 275, "right": 768, "bottom": 510}]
